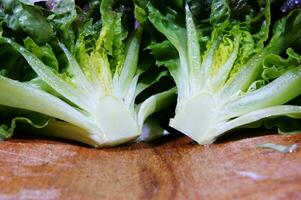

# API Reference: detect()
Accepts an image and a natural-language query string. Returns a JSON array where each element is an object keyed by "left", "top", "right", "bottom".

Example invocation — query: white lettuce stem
[
  {"left": 223, "top": 67, "right": 301, "bottom": 119},
  {"left": 2, "top": 38, "right": 92, "bottom": 111},
  {"left": 185, "top": 4, "right": 203, "bottom": 93},
  {"left": 220, "top": 53, "right": 264, "bottom": 98},
  {"left": 118, "top": 28, "right": 142, "bottom": 97},
  {"left": 171, "top": 63, "right": 301, "bottom": 144},
  {"left": 60, "top": 44, "right": 97, "bottom": 97},
  {"left": 0, "top": 76, "right": 142, "bottom": 146},
  {"left": 211, "top": 36, "right": 240, "bottom": 90},
  {"left": 137, "top": 87, "right": 176, "bottom": 128},
  {"left": 0, "top": 76, "right": 93, "bottom": 130},
  {"left": 218, "top": 105, "right": 301, "bottom": 134}
]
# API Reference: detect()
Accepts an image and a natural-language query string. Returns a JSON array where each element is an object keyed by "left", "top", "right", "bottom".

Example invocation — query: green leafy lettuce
[
  {"left": 145, "top": 0, "right": 301, "bottom": 144},
  {"left": 0, "top": 0, "right": 175, "bottom": 147}
]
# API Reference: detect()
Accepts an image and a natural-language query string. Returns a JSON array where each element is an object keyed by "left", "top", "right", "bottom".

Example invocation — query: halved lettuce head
[
  {"left": 0, "top": 0, "right": 175, "bottom": 147},
  {"left": 144, "top": 0, "right": 301, "bottom": 144}
]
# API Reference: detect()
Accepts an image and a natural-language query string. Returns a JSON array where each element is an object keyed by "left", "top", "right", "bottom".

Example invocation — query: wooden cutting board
[{"left": 0, "top": 132, "right": 300, "bottom": 200}]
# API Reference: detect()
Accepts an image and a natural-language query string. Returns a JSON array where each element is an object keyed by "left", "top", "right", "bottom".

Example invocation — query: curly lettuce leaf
[
  {"left": 0, "top": 106, "right": 49, "bottom": 140},
  {"left": 2, "top": 0, "right": 54, "bottom": 44}
]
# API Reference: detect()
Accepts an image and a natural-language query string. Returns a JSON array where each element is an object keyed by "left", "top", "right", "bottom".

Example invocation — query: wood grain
[{"left": 0, "top": 133, "right": 300, "bottom": 200}]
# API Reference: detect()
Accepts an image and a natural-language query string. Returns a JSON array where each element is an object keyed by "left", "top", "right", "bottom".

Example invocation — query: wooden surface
[{"left": 0, "top": 133, "right": 301, "bottom": 200}]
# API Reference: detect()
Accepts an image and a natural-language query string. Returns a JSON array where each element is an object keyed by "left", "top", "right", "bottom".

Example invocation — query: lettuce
[
  {"left": 146, "top": 0, "right": 301, "bottom": 144},
  {"left": 0, "top": 0, "right": 175, "bottom": 147},
  {"left": 1, "top": 0, "right": 301, "bottom": 147}
]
